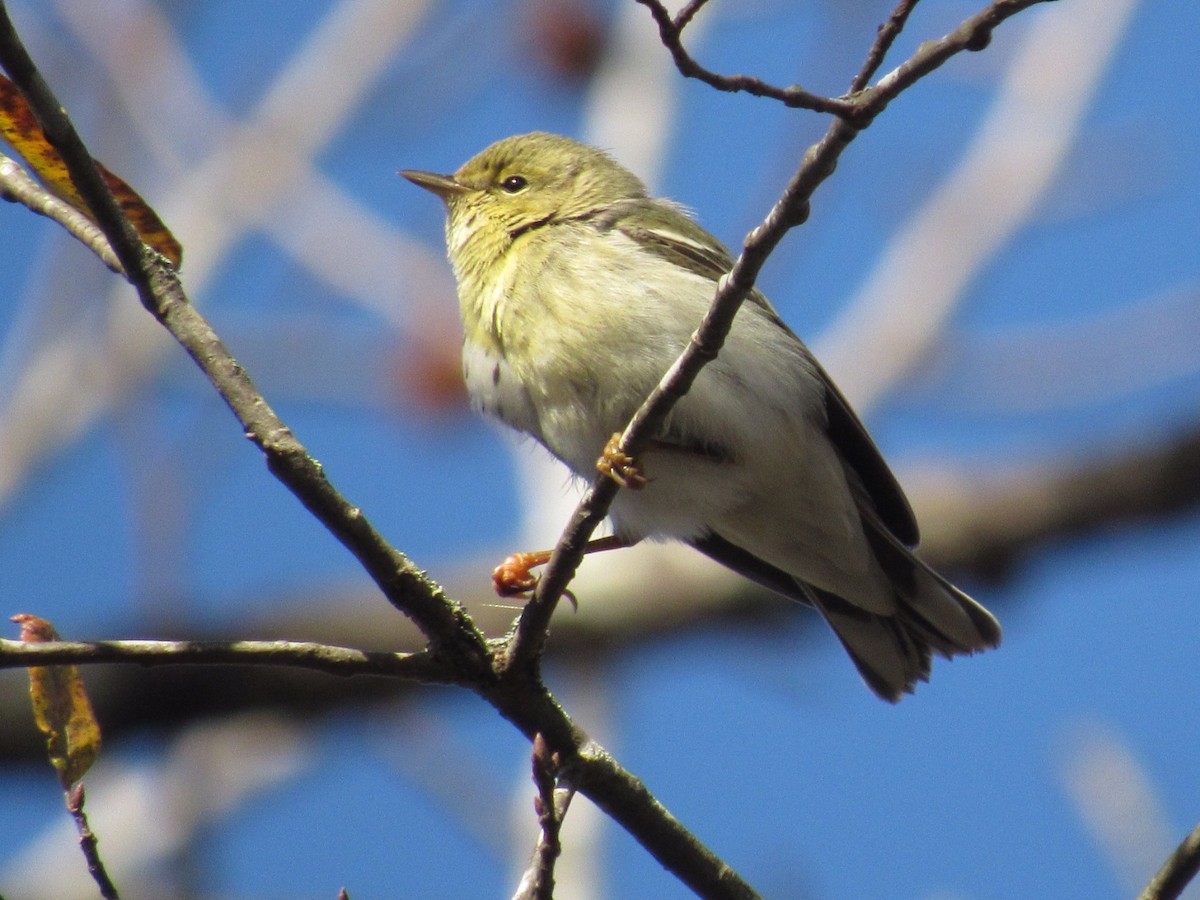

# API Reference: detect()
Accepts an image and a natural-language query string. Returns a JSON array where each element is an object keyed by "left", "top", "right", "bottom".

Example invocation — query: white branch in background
[
  {"left": 815, "top": 0, "right": 1141, "bottom": 415},
  {"left": 1, "top": 712, "right": 311, "bottom": 899},
  {"left": 0, "top": 0, "right": 450, "bottom": 509},
  {"left": 54, "top": 0, "right": 449, "bottom": 317},
  {"left": 911, "top": 284, "right": 1200, "bottom": 414},
  {"left": 1059, "top": 721, "right": 1177, "bottom": 896}
]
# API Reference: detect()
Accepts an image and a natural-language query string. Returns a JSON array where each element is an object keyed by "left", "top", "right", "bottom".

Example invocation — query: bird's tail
[
  {"left": 810, "top": 512, "right": 1001, "bottom": 701},
  {"left": 691, "top": 521, "right": 1001, "bottom": 702}
]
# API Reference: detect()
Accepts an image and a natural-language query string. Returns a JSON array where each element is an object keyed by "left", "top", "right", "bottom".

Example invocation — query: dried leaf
[
  {"left": 12, "top": 614, "right": 102, "bottom": 789},
  {"left": 0, "top": 75, "right": 182, "bottom": 267}
]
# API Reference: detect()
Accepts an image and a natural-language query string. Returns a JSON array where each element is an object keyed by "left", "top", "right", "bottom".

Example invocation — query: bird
[{"left": 401, "top": 131, "right": 1000, "bottom": 701}]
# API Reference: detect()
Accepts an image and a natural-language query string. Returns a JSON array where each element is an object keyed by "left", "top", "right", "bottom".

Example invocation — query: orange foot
[
  {"left": 492, "top": 550, "right": 552, "bottom": 597},
  {"left": 597, "top": 433, "right": 647, "bottom": 490}
]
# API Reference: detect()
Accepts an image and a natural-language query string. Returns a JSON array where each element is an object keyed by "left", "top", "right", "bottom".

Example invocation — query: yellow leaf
[
  {"left": 0, "top": 75, "right": 182, "bottom": 268},
  {"left": 12, "top": 614, "right": 102, "bottom": 789}
]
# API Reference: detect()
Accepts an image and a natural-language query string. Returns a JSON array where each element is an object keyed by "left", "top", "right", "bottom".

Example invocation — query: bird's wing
[
  {"left": 812, "top": 360, "right": 920, "bottom": 547},
  {"left": 607, "top": 200, "right": 920, "bottom": 547}
]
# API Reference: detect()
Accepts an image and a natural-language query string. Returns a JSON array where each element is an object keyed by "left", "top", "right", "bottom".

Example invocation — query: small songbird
[{"left": 401, "top": 132, "right": 1000, "bottom": 701}]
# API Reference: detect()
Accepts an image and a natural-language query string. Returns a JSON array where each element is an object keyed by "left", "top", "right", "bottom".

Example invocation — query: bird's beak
[{"left": 399, "top": 169, "right": 469, "bottom": 200}]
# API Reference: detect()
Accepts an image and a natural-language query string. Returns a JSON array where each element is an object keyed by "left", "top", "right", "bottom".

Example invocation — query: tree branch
[
  {"left": 849, "top": 0, "right": 921, "bottom": 94},
  {"left": 0, "top": 152, "right": 121, "bottom": 272},
  {"left": 66, "top": 783, "right": 119, "bottom": 900},
  {"left": 511, "top": 734, "right": 571, "bottom": 900},
  {"left": 0, "top": 1, "right": 490, "bottom": 676},
  {"left": 635, "top": 0, "right": 851, "bottom": 114},
  {"left": 503, "top": 0, "right": 1056, "bottom": 673},
  {"left": 1138, "top": 820, "right": 1200, "bottom": 900},
  {"left": 636, "top": 0, "right": 1052, "bottom": 117},
  {"left": 0, "top": 637, "right": 457, "bottom": 682}
]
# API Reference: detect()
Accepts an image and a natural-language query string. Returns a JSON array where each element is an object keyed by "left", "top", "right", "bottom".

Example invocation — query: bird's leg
[
  {"left": 492, "top": 534, "right": 632, "bottom": 597},
  {"left": 596, "top": 433, "right": 647, "bottom": 489}
]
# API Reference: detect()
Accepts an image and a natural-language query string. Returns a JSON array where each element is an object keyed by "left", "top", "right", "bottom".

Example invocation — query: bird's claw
[
  {"left": 491, "top": 552, "right": 578, "bottom": 610},
  {"left": 597, "top": 433, "right": 647, "bottom": 489},
  {"left": 492, "top": 551, "right": 547, "bottom": 596}
]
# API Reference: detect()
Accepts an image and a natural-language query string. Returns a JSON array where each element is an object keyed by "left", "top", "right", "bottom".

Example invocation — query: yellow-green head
[{"left": 401, "top": 133, "right": 646, "bottom": 287}]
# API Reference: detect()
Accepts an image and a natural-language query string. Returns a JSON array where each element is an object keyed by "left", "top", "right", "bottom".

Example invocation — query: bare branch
[
  {"left": 866, "top": 0, "right": 1054, "bottom": 106},
  {"left": 637, "top": 0, "right": 1053, "bottom": 119},
  {"left": 66, "top": 783, "right": 120, "bottom": 900},
  {"left": 1139, "top": 821, "right": 1200, "bottom": 900},
  {"left": 0, "top": 637, "right": 457, "bottom": 682},
  {"left": 511, "top": 734, "right": 572, "bottom": 900},
  {"left": 477, "top": 679, "right": 761, "bottom": 898},
  {"left": 673, "top": 0, "right": 711, "bottom": 33},
  {"left": 0, "top": 2, "right": 490, "bottom": 675},
  {"left": 849, "top": 0, "right": 921, "bottom": 94},
  {"left": 635, "top": 0, "right": 850, "bottom": 114},
  {"left": 0, "top": 152, "right": 121, "bottom": 272}
]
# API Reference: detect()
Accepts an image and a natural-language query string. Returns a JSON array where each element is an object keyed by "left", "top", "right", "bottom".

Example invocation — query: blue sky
[{"left": 1, "top": 1, "right": 1198, "bottom": 898}]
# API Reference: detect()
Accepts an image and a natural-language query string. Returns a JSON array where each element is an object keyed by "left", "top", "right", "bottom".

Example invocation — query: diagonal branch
[
  {"left": 503, "top": 0, "right": 1055, "bottom": 673},
  {"left": 1138, "top": 821, "right": 1200, "bottom": 900},
  {"left": 0, "top": 1, "right": 491, "bottom": 676},
  {"left": 672, "top": 0, "right": 712, "bottom": 33}
]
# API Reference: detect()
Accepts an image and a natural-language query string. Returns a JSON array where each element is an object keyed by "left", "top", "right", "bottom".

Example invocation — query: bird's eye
[{"left": 500, "top": 175, "right": 528, "bottom": 194}]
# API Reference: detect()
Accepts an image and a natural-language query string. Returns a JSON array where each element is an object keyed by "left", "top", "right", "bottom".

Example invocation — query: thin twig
[
  {"left": 673, "top": 0, "right": 712, "bottom": 32},
  {"left": 637, "top": 0, "right": 1048, "bottom": 120},
  {"left": 0, "top": 152, "right": 122, "bottom": 272},
  {"left": 849, "top": 0, "right": 922, "bottom": 94},
  {"left": 867, "top": 0, "right": 1050, "bottom": 102},
  {"left": 66, "top": 783, "right": 119, "bottom": 900},
  {"left": 511, "top": 734, "right": 572, "bottom": 900},
  {"left": 0, "top": 637, "right": 456, "bottom": 682},
  {"left": 635, "top": 0, "right": 852, "bottom": 114},
  {"left": 1138, "top": 821, "right": 1200, "bottom": 900}
]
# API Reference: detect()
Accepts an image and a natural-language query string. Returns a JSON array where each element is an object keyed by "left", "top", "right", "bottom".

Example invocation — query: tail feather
[
  {"left": 858, "top": 505, "right": 1002, "bottom": 654},
  {"left": 691, "top": 530, "right": 1001, "bottom": 702},
  {"left": 807, "top": 587, "right": 932, "bottom": 702}
]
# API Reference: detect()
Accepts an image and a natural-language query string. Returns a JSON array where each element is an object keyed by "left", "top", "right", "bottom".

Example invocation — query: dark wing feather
[
  {"left": 690, "top": 531, "right": 811, "bottom": 605},
  {"left": 812, "top": 360, "right": 920, "bottom": 547}
]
